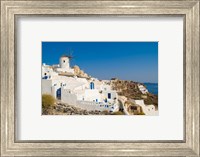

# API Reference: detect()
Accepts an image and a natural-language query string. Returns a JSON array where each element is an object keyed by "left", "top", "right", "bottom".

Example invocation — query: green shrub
[{"left": 42, "top": 94, "right": 55, "bottom": 113}]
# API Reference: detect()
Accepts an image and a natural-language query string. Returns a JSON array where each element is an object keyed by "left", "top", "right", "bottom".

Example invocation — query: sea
[{"left": 143, "top": 83, "right": 158, "bottom": 95}]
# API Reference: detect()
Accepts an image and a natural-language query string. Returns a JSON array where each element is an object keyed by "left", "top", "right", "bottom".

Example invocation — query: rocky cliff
[
  {"left": 110, "top": 78, "right": 158, "bottom": 108},
  {"left": 73, "top": 65, "right": 90, "bottom": 78},
  {"left": 43, "top": 102, "right": 125, "bottom": 115}
]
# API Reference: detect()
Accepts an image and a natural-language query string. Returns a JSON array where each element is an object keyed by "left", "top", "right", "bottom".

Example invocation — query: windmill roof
[{"left": 61, "top": 54, "right": 72, "bottom": 58}]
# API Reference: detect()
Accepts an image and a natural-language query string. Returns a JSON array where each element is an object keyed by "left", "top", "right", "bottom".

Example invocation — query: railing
[
  {"left": 77, "top": 100, "right": 97, "bottom": 106},
  {"left": 77, "top": 100, "right": 118, "bottom": 109}
]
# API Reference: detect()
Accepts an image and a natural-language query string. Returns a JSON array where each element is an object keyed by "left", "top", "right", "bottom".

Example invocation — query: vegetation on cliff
[
  {"left": 42, "top": 94, "right": 56, "bottom": 114},
  {"left": 42, "top": 102, "right": 124, "bottom": 115},
  {"left": 110, "top": 79, "right": 158, "bottom": 109}
]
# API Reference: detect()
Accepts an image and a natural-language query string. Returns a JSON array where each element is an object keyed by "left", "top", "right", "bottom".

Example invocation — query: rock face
[
  {"left": 73, "top": 65, "right": 80, "bottom": 75},
  {"left": 73, "top": 65, "right": 89, "bottom": 78},
  {"left": 124, "top": 101, "right": 145, "bottom": 115},
  {"left": 111, "top": 79, "right": 158, "bottom": 108},
  {"left": 43, "top": 102, "right": 122, "bottom": 115}
]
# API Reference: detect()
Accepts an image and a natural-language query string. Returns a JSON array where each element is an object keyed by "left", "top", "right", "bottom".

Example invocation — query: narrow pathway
[{"left": 118, "top": 99, "right": 129, "bottom": 115}]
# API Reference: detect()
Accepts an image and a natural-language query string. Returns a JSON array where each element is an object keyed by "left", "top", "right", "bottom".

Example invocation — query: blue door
[
  {"left": 57, "top": 88, "right": 61, "bottom": 99},
  {"left": 108, "top": 93, "right": 111, "bottom": 99}
]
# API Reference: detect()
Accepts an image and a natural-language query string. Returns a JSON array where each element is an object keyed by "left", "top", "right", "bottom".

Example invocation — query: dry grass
[
  {"left": 42, "top": 94, "right": 55, "bottom": 114},
  {"left": 111, "top": 111, "right": 125, "bottom": 115}
]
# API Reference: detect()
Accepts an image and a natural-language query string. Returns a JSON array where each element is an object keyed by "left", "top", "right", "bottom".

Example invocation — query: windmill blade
[
  {"left": 71, "top": 54, "right": 76, "bottom": 59},
  {"left": 62, "top": 48, "right": 73, "bottom": 59}
]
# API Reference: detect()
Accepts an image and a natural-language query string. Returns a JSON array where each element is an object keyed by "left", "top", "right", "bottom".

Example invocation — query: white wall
[
  {"left": 41, "top": 79, "right": 52, "bottom": 95},
  {"left": 61, "top": 88, "right": 119, "bottom": 112},
  {"left": 134, "top": 100, "right": 158, "bottom": 116},
  {"left": 102, "top": 90, "right": 118, "bottom": 100},
  {"left": 76, "top": 100, "right": 117, "bottom": 112},
  {"left": 59, "top": 57, "right": 70, "bottom": 69},
  {"left": 84, "top": 89, "right": 101, "bottom": 102},
  {"left": 42, "top": 66, "right": 58, "bottom": 79},
  {"left": 42, "top": 79, "right": 61, "bottom": 98},
  {"left": 74, "top": 84, "right": 87, "bottom": 91},
  {"left": 61, "top": 88, "right": 77, "bottom": 106},
  {"left": 76, "top": 77, "right": 88, "bottom": 83},
  {"left": 56, "top": 68, "right": 74, "bottom": 74},
  {"left": 51, "top": 85, "right": 61, "bottom": 98},
  {"left": 100, "top": 84, "right": 111, "bottom": 91}
]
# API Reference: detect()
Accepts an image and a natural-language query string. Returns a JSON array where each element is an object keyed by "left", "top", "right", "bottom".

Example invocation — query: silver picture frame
[{"left": 1, "top": 0, "right": 199, "bottom": 156}]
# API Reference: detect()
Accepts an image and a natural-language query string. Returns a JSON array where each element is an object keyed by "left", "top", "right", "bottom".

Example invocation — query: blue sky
[{"left": 42, "top": 42, "right": 158, "bottom": 83}]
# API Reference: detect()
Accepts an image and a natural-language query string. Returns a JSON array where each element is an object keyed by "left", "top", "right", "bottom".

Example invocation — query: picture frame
[{"left": 1, "top": 0, "right": 199, "bottom": 156}]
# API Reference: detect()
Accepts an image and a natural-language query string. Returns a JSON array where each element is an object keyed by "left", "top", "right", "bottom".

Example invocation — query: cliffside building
[{"left": 42, "top": 55, "right": 119, "bottom": 112}]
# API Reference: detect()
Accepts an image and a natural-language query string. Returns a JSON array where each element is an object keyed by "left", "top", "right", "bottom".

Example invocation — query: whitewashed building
[
  {"left": 133, "top": 99, "right": 158, "bottom": 116},
  {"left": 138, "top": 84, "right": 148, "bottom": 94},
  {"left": 56, "top": 55, "right": 74, "bottom": 74},
  {"left": 42, "top": 55, "right": 119, "bottom": 112}
]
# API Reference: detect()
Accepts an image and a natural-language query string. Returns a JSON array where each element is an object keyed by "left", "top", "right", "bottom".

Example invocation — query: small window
[
  {"left": 44, "top": 73, "right": 47, "bottom": 75},
  {"left": 108, "top": 93, "right": 111, "bottom": 99},
  {"left": 63, "top": 60, "right": 65, "bottom": 63}
]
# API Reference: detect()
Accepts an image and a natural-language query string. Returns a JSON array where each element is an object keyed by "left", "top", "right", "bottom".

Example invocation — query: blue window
[
  {"left": 90, "top": 82, "right": 94, "bottom": 89},
  {"left": 105, "top": 99, "right": 107, "bottom": 103},
  {"left": 108, "top": 93, "right": 111, "bottom": 99},
  {"left": 42, "top": 76, "right": 48, "bottom": 79}
]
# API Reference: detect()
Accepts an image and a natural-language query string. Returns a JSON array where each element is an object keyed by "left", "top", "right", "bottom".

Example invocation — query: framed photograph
[
  {"left": 1, "top": 0, "right": 199, "bottom": 156},
  {"left": 41, "top": 42, "right": 158, "bottom": 116}
]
